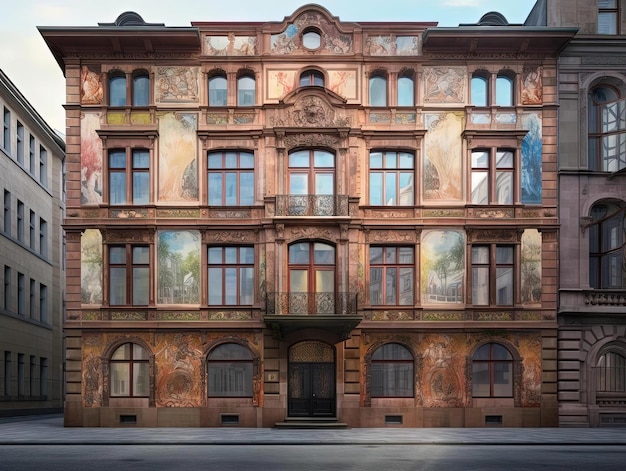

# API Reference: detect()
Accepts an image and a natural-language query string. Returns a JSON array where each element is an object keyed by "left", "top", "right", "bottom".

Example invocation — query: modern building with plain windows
[
  {"left": 0, "top": 69, "right": 65, "bottom": 416},
  {"left": 526, "top": 0, "right": 626, "bottom": 427},
  {"left": 40, "top": 5, "right": 574, "bottom": 427}
]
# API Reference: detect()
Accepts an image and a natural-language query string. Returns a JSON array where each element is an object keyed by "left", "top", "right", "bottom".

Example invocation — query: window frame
[
  {"left": 495, "top": 73, "right": 514, "bottom": 107},
  {"left": 208, "top": 73, "right": 228, "bottom": 107},
  {"left": 598, "top": 0, "right": 619, "bottom": 34},
  {"left": 108, "top": 73, "right": 127, "bottom": 107},
  {"left": 470, "top": 147, "right": 516, "bottom": 205},
  {"left": 588, "top": 84, "right": 626, "bottom": 172},
  {"left": 207, "top": 150, "right": 255, "bottom": 206},
  {"left": 3, "top": 106, "right": 10, "bottom": 153},
  {"left": 471, "top": 244, "right": 516, "bottom": 307},
  {"left": 369, "top": 73, "right": 388, "bottom": 107},
  {"left": 472, "top": 342, "right": 514, "bottom": 398},
  {"left": 288, "top": 149, "right": 335, "bottom": 197},
  {"left": 109, "top": 343, "right": 150, "bottom": 398},
  {"left": 132, "top": 71, "right": 150, "bottom": 107},
  {"left": 108, "top": 244, "right": 151, "bottom": 306},
  {"left": 299, "top": 69, "right": 325, "bottom": 87},
  {"left": 369, "top": 150, "right": 415, "bottom": 206},
  {"left": 369, "top": 246, "right": 415, "bottom": 306},
  {"left": 207, "top": 246, "right": 255, "bottom": 306},
  {"left": 207, "top": 342, "right": 254, "bottom": 398},
  {"left": 237, "top": 73, "right": 256, "bottom": 106},
  {"left": 107, "top": 147, "right": 151, "bottom": 205},
  {"left": 588, "top": 201, "right": 626, "bottom": 289},
  {"left": 397, "top": 73, "right": 415, "bottom": 107},
  {"left": 471, "top": 73, "right": 489, "bottom": 107},
  {"left": 370, "top": 343, "right": 415, "bottom": 398}
]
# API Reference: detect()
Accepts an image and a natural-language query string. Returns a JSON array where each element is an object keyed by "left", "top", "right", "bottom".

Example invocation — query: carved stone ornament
[
  {"left": 101, "top": 229, "right": 153, "bottom": 243},
  {"left": 466, "top": 229, "right": 518, "bottom": 243},
  {"left": 288, "top": 226, "right": 334, "bottom": 240},
  {"left": 369, "top": 230, "right": 416, "bottom": 243},
  {"left": 270, "top": 96, "right": 350, "bottom": 128},
  {"left": 284, "top": 133, "right": 340, "bottom": 149},
  {"left": 208, "top": 231, "right": 256, "bottom": 243}
]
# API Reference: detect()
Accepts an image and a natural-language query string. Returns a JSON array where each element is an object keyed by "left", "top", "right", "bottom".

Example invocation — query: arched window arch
[
  {"left": 109, "top": 73, "right": 127, "bottom": 107},
  {"left": 397, "top": 71, "right": 414, "bottom": 106},
  {"left": 208, "top": 72, "right": 227, "bottom": 106},
  {"left": 369, "top": 72, "right": 387, "bottom": 107},
  {"left": 588, "top": 199, "right": 626, "bottom": 289},
  {"left": 472, "top": 342, "right": 514, "bottom": 397},
  {"left": 588, "top": 81, "right": 626, "bottom": 172},
  {"left": 371, "top": 343, "right": 414, "bottom": 397},
  {"left": 471, "top": 72, "right": 489, "bottom": 106},
  {"left": 110, "top": 342, "right": 150, "bottom": 397},
  {"left": 237, "top": 72, "right": 255, "bottom": 106},
  {"left": 596, "top": 348, "right": 626, "bottom": 394},
  {"left": 495, "top": 72, "right": 514, "bottom": 106},
  {"left": 288, "top": 241, "right": 335, "bottom": 314},
  {"left": 207, "top": 343, "right": 253, "bottom": 397},
  {"left": 132, "top": 70, "right": 149, "bottom": 106},
  {"left": 299, "top": 69, "right": 325, "bottom": 87}
]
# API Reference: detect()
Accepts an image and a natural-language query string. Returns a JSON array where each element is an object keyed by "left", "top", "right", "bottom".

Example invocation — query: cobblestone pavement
[{"left": 1, "top": 415, "right": 626, "bottom": 445}]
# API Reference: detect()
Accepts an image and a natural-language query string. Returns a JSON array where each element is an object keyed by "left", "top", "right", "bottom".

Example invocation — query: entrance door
[{"left": 288, "top": 341, "right": 336, "bottom": 417}]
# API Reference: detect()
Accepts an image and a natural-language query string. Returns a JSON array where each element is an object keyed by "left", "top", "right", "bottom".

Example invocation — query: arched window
[
  {"left": 110, "top": 343, "right": 150, "bottom": 397},
  {"left": 132, "top": 72, "right": 149, "bottom": 106},
  {"left": 237, "top": 74, "right": 255, "bottom": 106},
  {"left": 472, "top": 343, "right": 513, "bottom": 397},
  {"left": 109, "top": 75, "right": 127, "bottom": 107},
  {"left": 369, "top": 73, "right": 387, "bottom": 106},
  {"left": 471, "top": 73, "right": 489, "bottom": 106},
  {"left": 588, "top": 200, "right": 626, "bottom": 289},
  {"left": 209, "top": 73, "right": 227, "bottom": 106},
  {"left": 397, "top": 73, "right": 414, "bottom": 106},
  {"left": 371, "top": 343, "right": 414, "bottom": 397},
  {"left": 299, "top": 70, "right": 324, "bottom": 87},
  {"left": 588, "top": 83, "right": 626, "bottom": 172},
  {"left": 495, "top": 73, "right": 514, "bottom": 106},
  {"left": 207, "top": 343, "right": 253, "bottom": 397},
  {"left": 596, "top": 350, "right": 626, "bottom": 393}
]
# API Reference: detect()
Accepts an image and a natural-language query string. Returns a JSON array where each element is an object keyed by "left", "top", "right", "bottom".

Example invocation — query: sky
[{"left": 0, "top": 0, "right": 537, "bottom": 134}]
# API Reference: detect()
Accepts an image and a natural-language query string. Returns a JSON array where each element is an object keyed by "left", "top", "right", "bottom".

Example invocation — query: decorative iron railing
[
  {"left": 584, "top": 290, "right": 626, "bottom": 306},
  {"left": 275, "top": 195, "right": 349, "bottom": 217},
  {"left": 266, "top": 292, "right": 358, "bottom": 316}
]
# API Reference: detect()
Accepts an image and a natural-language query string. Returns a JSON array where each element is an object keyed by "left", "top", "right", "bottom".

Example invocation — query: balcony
[
  {"left": 584, "top": 290, "right": 626, "bottom": 307},
  {"left": 265, "top": 291, "right": 361, "bottom": 340},
  {"left": 275, "top": 195, "right": 349, "bottom": 217}
]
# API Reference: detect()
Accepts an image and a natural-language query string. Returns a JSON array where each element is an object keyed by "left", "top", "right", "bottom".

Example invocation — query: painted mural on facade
[
  {"left": 81, "top": 229, "right": 103, "bottom": 305},
  {"left": 205, "top": 34, "right": 257, "bottom": 56},
  {"left": 270, "top": 12, "right": 352, "bottom": 54},
  {"left": 421, "top": 230, "right": 465, "bottom": 304},
  {"left": 80, "top": 112, "right": 103, "bottom": 205},
  {"left": 157, "top": 230, "right": 200, "bottom": 304},
  {"left": 521, "top": 229, "right": 542, "bottom": 304},
  {"left": 365, "top": 35, "right": 420, "bottom": 56},
  {"left": 328, "top": 70, "right": 357, "bottom": 99},
  {"left": 423, "top": 113, "right": 463, "bottom": 201},
  {"left": 80, "top": 66, "right": 103, "bottom": 104},
  {"left": 521, "top": 66, "right": 543, "bottom": 105},
  {"left": 521, "top": 113, "right": 542, "bottom": 204},
  {"left": 423, "top": 67, "right": 466, "bottom": 103},
  {"left": 155, "top": 67, "right": 199, "bottom": 104},
  {"left": 158, "top": 112, "right": 198, "bottom": 201},
  {"left": 267, "top": 70, "right": 297, "bottom": 99}
]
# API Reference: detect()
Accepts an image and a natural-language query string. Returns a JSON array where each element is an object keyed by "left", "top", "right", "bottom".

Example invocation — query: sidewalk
[{"left": 1, "top": 414, "right": 626, "bottom": 445}]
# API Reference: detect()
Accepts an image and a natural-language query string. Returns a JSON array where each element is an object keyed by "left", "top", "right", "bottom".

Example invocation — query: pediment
[{"left": 270, "top": 92, "right": 351, "bottom": 128}]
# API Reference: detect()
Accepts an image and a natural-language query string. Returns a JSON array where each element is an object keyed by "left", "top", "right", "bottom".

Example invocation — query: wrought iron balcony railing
[
  {"left": 267, "top": 292, "right": 358, "bottom": 316},
  {"left": 275, "top": 195, "right": 349, "bottom": 217}
]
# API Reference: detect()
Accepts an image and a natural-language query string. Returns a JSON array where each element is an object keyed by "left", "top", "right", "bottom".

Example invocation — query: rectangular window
[
  {"left": 16, "top": 200, "right": 23, "bottom": 242},
  {"left": 208, "top": 151, "right": 254, "bottom": 206},
  {"left": 598, "top": 0, "right": 618, "bottom": 34},
  {"left": 29, "top": 355, "right": 35, "bottom": 397},
  {"left": 17, "top": 353, "right": 24, "bottom": 396},
  {"left": 39, "top": 284, "right": 48, "bottom": 323},
  {"left": 39, "top": 218, "right": 47, "bottom": 257},
  {"left": 3, "top": 190, "right": 10, "bottom": 235},
  {"left": 3, "top": 107, "right": 10, "bottom": 153},
  {"left": 16, "top": 121, "right": 24, "bottom": 164},
  {"left": 29, "top": 210, "right": 35, "bottom": 250},
  {"left": 30, "top": 278, "right": 36, "bottom": 319},
  {"left": 369, "top": 151, "right": 414, "bottom": 206},
  {"left": 472, "top": 245, "right": 515, "bottom": 306},
  {"left": 4, "top": 351, "right": 11, "bottom": 396},
  {"left": 109, "top": 245, "right": 150, "bottom": 305},
  {"left": 369, "top": 246, "right": 414, "bottom": 306},
  {"left": 207, "top": 246, "right": 254, "bottom": 305},
  {"left": 39, "top": 146, "right": 47, "bottom": 186},
  {"left": 109, "top": 149, "right": 150, "bottom": 205},
  {"left": 4, "top": 266, "right": 11, "bottom": 311},
  {"left": 17, "top": 273, "right": 24, "bottom": 316},
  {"left": 471, "top": 149, "right": 514, "bottom": 204},
  {"left": 40, "top": 358, "right": 47, "bottom": 397},
  {"left": 29, "top": 135, "right": 35, "bottom": 175}
]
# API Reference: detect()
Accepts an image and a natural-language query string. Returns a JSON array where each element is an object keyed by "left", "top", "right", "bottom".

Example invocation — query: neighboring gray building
[
  {"left": 528, "top": 0, "right": 626, "bottom": 426},
  {"left": 0, "top": 69, "right": 65, "bottom": 416}
]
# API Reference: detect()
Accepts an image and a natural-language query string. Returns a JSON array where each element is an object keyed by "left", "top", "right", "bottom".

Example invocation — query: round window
[{"left": 302, "top": 31, "right": 321, "bottom": 50}]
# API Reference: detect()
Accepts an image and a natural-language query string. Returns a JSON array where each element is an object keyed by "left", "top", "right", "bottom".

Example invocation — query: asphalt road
[{"left": 1, "top": 444, "right": 625, "bottom": 471}]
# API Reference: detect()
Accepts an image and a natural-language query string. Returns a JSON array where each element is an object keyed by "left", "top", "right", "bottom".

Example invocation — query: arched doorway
[{"left": 288, "top": 340, "right": 335, "bottom": 417}]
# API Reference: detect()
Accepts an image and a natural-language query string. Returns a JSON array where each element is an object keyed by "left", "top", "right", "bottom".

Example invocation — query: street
[{"left": 1, "top": 445, "right": 625, "bottom": 471}]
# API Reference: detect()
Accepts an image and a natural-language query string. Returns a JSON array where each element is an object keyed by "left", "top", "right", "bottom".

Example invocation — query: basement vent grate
[
  {"left": 485, "top": 415, "right": 503, "bottom": 425},
  {"left": 119, "top": 414, "right": 137, "bottom": 425},
  {"left": 385, "top": 415, "right": 403, "bottom": 425},
  {"left": 220, "top": 414, "right": 240, "bottom": 426}
]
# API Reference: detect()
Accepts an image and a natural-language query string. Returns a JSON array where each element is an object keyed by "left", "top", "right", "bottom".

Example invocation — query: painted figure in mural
[
  {"left": 522, "top": 67, "right": 543, "bottom": 105},
  {"left": 81, "top": 66, "right": 103, "bottom": 104}
]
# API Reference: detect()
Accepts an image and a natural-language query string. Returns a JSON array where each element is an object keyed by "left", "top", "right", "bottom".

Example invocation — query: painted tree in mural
[
  {"left": 157, "top": 231, "right": 200, "bottom": 304},
  {"left": 521, "top": 230, "right": 542, "bottom": 303},
  {"left": 421, "top": 230, "right": 465, "bottom": 304}
]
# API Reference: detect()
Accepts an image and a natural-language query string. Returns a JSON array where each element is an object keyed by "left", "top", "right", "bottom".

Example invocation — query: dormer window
[{"left": 302, "top": 29, "right": 321, "bottom": 50}]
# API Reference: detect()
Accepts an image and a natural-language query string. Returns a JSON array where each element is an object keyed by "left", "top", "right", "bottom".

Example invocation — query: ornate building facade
[
  {"left": 0, "top": 69, "right": 65, "bottom": 415},
  {"left": 527, "top": 0, "right": 626, "bottom": 427},
  {"left": 40, "top": 5, "right": 574, "bottom": 427}
]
